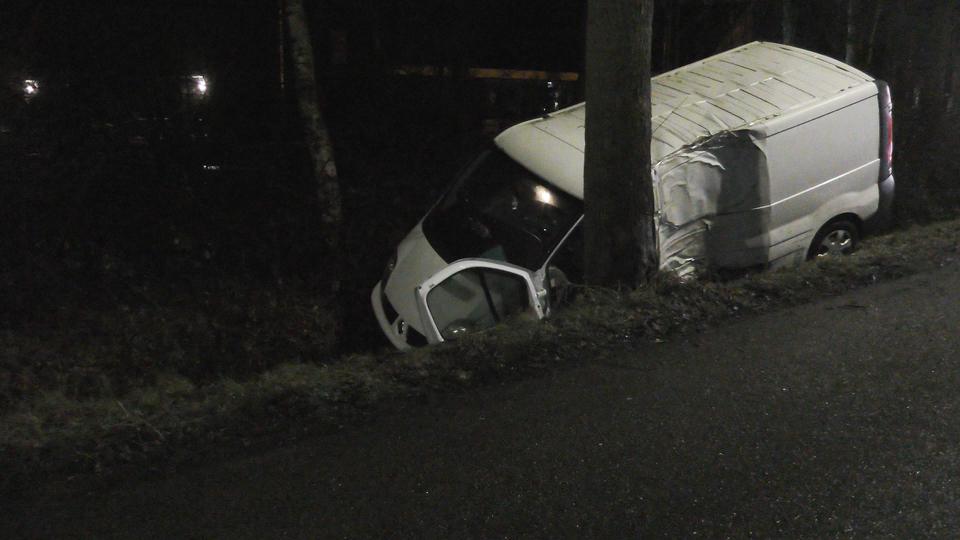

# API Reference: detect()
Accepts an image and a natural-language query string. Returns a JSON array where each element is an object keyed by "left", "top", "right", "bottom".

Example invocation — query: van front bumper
[{"left": 371, "top": 281, "right": 415, "bottom": 351}]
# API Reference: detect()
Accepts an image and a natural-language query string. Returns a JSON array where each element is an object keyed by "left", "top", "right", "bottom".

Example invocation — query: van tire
[{"left": 808, "top": 220, "right": 860, "bottom": 260}]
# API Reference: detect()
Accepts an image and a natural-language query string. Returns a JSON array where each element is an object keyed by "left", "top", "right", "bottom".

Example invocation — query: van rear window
[{"left": 422, "top": 148, "right": 582, "bottom": 270}]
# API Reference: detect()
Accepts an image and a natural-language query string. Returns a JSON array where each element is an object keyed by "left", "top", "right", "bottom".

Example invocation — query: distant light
[
  {"left": 23, "top": 79, "right": 39, "bottom": 96},
  {"left": 202, "top": 164, "right": 220, "bottom": 171},
  {"left": 533, "top": 185, "right": 555, "bottom": 206},
  {"left": 190, "top": 74, "right": 208, "bottom": 96}
]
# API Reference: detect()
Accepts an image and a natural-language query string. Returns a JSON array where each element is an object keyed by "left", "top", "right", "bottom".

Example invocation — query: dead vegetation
[{"left": 3, "top": 218, "right": 959, "bottom": 493}]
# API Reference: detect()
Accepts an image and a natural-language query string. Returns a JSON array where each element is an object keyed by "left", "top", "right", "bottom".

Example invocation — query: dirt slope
[{"left": 5, "top": 264, "right": 960, "bottom": 538}]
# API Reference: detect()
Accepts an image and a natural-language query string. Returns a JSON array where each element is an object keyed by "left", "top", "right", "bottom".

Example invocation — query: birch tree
[
  {"left": 583, "top": 0, "right": 657, "bottom": 288},
  {"left": 285, "top": 0, "right": 342, "bottom": 249}
]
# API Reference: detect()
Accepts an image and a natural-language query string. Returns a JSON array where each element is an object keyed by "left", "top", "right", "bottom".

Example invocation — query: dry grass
[{"left": 2, "top": 218, "right": 959, "bottom": 493}]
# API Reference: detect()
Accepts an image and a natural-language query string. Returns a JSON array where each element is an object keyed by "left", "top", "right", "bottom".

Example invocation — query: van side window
[{"left": 426, "top": 268, "right": 534, "bottom": 340}]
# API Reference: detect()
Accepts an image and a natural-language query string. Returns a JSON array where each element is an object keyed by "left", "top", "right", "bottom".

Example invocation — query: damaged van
[{"left": 372, "top": 42, "right": 895, "bottom": 350}]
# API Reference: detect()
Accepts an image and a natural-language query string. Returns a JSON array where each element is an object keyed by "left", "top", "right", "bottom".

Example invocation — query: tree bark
[
  {"left": 661, "top": 3, "right": 672, "bottom": 70},
  {"left": 285, "top": 0, "right": 342, "bottom": 246},
  {"left": 718, "top": 2, "right": 755, "bottom": 52},
  {"left": 781, "top": 0, "right": 795, "bottom": 45},
  {"left": 277, "top": 0, "right": 286, "bottom": 94},
  {"left": 845, "top": 0, "right": 858, "bottom": 65},
  {"left": 924, "top": 2, "right": 956, "bottom": 137},
  {"left": 583, "top": 0, "right": 658, "bottom": 288},
  {"left": 864, "top": 0, "right": 884, "bottom": 67}
]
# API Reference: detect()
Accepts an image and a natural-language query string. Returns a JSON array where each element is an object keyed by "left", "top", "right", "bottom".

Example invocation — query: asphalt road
[{"left": 6, "top": 264, "right": 960, "bottom": 538}]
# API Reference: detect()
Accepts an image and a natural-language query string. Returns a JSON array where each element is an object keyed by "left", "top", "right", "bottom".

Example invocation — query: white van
[{"left": 372, "top": 42, "right": 895, "bottom": 350}]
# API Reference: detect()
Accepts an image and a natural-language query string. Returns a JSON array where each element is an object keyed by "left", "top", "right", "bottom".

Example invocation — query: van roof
[{"left": 495, "top": 41, "right": 876, "bottom": 199}]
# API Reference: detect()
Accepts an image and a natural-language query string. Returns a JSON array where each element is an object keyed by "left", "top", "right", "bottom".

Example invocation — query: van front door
[{"left": 416, "top": 259, "right": 546, "bottom": 344}]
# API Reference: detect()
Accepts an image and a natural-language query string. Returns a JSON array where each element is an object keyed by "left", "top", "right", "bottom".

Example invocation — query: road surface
[{"left": 5, "top": 264, "right": 960, "bottom": 538}]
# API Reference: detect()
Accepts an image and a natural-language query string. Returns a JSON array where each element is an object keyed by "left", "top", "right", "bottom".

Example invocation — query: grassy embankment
[{"left": 2, "top": 217, "right": 959, "bottom": 492}]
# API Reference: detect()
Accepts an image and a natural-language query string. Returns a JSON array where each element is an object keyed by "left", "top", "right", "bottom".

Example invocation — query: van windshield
[{"left": 422, "top": 148, "right": 583, "bottom": 270}]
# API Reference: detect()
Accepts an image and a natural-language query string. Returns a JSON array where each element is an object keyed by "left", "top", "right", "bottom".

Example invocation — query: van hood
[{"left": 382, "top": 222, "right": 449, "bottom": 335}]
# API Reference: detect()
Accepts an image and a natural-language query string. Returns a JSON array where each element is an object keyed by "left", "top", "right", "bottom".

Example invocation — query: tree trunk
[
  {"left": 864, "top": 0, "right": 884, "bottom": 67},
  {"left": 924, "top": 3, "right": 956, "bottom": 139},
  {"left": 661, "top": 3, "right": 672, "bottom": 70},
  {"left": 583, "top": 0, "right": 658, "bottom": 288},
  {"left": 285, "top": 0, "right": 342, "bottom": 246},
  {"left": 277, "top": 0, "right": 286, "bottom": 94},
  {"left": 781, "top": 0, "right": 795, "bottom": 44},
  {"left": 845, "top": 0, "right": 858, "bottom": 65},
  {"left": 717, "top": 2, "right": 755, "bottom": 52}
]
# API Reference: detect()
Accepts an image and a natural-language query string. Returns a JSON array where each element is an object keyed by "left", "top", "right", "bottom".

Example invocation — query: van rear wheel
[{"left": 808, "top": 220, "right": 859, "bottom": 260}]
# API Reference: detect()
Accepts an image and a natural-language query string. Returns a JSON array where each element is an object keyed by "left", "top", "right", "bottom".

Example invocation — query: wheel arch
[
  {"left": 807, "top": 213, "right": 863, "bottom": 260},
  {"left": 820, "top": 212, "right": 864, "bottom": 235}
]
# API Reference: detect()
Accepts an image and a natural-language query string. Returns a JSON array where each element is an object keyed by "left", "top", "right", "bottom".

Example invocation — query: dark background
[{"left": 1, "top": 0, "right": 958, "bottom": 400}]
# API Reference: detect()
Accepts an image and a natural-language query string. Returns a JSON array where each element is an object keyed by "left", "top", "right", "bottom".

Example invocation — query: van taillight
[
  {"left": 884, "top": 106, "right": 894, "bottom": 169},
  {"left": 878, "top": 81, "right": 894, "bottom": 179}
]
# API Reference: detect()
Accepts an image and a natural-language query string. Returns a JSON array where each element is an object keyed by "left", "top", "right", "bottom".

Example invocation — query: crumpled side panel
[{"left": 654, "top": 131, "right": 770, "bottom": 277}]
